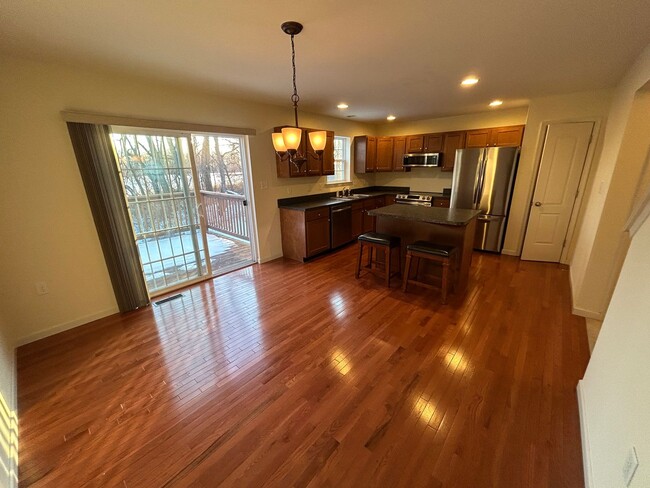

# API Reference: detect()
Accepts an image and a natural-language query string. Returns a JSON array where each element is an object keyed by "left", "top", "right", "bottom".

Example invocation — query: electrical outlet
[
  {"left": 35, "top": 281, "right": 49, "bottom": 295},
  {"left": 623, "top": 446, "right": 639, "bottom": 486}
]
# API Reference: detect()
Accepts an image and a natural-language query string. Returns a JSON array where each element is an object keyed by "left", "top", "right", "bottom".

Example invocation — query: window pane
[{"left": 328, "top": 136, "right": 350, "bottom": 184}]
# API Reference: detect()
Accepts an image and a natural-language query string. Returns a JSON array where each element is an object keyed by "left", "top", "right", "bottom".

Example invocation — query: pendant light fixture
[{"left": 272, "top": 21, "right": 327, "bottom": 168}]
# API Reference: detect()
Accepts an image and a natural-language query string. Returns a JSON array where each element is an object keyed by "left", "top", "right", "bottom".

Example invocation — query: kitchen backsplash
[{"left": 373, "top": 168, "right": 453, "bottom": 193}]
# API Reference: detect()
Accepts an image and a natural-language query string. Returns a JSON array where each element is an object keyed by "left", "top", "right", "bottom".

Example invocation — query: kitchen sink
[{"left": 334, "top": 193, "right": 371, "bottom": 200}]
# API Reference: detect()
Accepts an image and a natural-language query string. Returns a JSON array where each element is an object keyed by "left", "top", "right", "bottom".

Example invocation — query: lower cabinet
[
  {"left": 280, "top": 206, "right": 331, "bottom": 261},
  {"left": 433, "top": 196, "right": 450, "bottom": 208},
  {"left": 362, "top": 196, "right": 385, "bottom": 233},
  {"left": 351, "top": 201, "right": 363, "bottom": 238}
]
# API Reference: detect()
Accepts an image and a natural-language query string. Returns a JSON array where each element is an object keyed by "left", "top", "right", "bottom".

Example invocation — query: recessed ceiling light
[
  {"left": 489, "top": 100, "right": 503, "bottom": 107},
  {"left": 386, "top": 115, "right": 396, "bottom": 121},
  {"left": 337, "top": 103, "right": 349, "bottom": 109},
  {"left": 461, "top": 76, "right": 479, "bottom": 86}
]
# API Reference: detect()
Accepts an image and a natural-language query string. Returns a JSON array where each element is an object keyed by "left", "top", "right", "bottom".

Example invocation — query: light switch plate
[{"left": 623, "top": 446, "right": 639, "bottom": 486}]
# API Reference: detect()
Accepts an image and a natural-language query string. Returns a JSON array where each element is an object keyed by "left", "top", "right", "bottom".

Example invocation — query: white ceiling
[{"left": 1, "top": 0, "right": 649, "bottom": 122}]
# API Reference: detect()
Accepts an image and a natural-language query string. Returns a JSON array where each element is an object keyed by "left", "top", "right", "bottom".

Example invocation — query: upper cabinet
[
  {"left": 376, "top": 137, "right": 394, "bottom": 172},
  {"left": 405, "top": 133, "right": 443, "bottom": 153},
  {"left": 275, "top": 127, "right": 335, "bottom": 178},
  {"left": 392, "top": 136, "right": 407, "bottom": 172},
  {"left": 321, "top": 131, "right": 335, "bottom": 176},
  {"left": 465, "top": 125, "right": 525, "bottom": 148},
  {"left": 354, "top": 135, "right": 377, "bottom": 173},
  {"left": 423, "top": 133, "right": 444, "bottom": 153},
  {"left": 441, "top": 131, "right": 466, "bottom": 172},
  {"left": 405, "top": 135, "right": 424, "bottom": 153},
  {"left": 353, "top": 124, "right": 524, "bottom": 174}
]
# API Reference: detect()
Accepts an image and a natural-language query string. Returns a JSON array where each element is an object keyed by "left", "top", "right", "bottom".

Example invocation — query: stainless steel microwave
[{"left": 403, "top": 153, "right": 440, "bottom": 167}]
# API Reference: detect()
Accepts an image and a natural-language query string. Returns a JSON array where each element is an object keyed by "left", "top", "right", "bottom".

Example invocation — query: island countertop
[{"left": 368, "top": 204, "right": 481, "bottom": 226}]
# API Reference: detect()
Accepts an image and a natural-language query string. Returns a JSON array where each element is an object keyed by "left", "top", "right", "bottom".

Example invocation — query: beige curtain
[{"left": 67, "top": 123, "right": 149, "bottom": 312}]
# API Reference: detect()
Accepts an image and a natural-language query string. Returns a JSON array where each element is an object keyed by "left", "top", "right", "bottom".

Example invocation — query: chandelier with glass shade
[{"left": 272, "top": 21, "right": 327, "bottom": 168}]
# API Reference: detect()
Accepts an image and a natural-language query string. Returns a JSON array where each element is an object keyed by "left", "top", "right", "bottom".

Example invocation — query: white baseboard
[
  {"left": 577, "top": 381, "right": 594, "bottom": 488},
  {"left": 259, "top": 253, "right": 283, "bottom": 264},
  {"left": 15, "top": 307, "right": 119, "bottom": 346},
  {"left": 571, "top": 306, "right": 603, "bottom": 320},
  {"left": 500, "top": 248, "right": 520, "bottom": 256}
]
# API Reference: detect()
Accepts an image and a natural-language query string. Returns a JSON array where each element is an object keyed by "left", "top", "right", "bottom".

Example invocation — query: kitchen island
[{"left": 368, "top": 204, "right": 481, "bottom": 292}]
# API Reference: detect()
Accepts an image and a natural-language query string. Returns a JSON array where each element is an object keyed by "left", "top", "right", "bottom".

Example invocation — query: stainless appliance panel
[
  {"left": 477, "top": 147, "right": 518, "bottom": 215},
  {"left": 450, "top": 148, "right": 485, "bottom": 209},
  {"left": 330, "top": 205, "right": 352, "bottom": 248},
  {"left": 402, "top": 153, "right": 441, "bottom": 167},
  {"left": 473, "top": 214, "right": 506, "bottom": 252}
]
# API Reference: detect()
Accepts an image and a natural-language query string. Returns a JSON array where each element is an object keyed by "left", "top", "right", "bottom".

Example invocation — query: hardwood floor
[{"left": 17, "top": 246, "right": 590, "bottom": 487}]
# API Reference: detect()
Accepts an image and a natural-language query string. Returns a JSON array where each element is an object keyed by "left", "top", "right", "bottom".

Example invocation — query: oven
[{"left": 395, "top": 194, "right": 433, "bottom": 207}]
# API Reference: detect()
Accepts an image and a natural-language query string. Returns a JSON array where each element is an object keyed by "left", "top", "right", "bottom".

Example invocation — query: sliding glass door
[{"left": 110, "top": 128, "right": 256, "bottom": 296}]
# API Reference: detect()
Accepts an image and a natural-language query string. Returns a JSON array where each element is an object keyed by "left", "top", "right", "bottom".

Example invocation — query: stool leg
[
  {"left": 367, "top": 245, "right": 373, "bottom": 268},
  {"left": 385, "top": 247, "right": 391, "bottom": 287},
  {"left": 402, "top": 252, "right": 412, "bottom": 292},
  {"left": 355, "top": 242, "right": 363, "bottom": 279},
  {"left": 441, "top": 261, "right": 449, "bottom": 304},
  {"left": 396, "top": 246, "right": 401, "bottom": 277}
]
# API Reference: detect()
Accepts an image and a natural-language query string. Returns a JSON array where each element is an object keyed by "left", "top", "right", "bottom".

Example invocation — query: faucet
[{"left": 344, "top": 187, "right": 351, "bottom": 197}]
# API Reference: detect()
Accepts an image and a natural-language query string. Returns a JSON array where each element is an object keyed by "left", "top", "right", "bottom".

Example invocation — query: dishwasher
[{"left": 330, "top": 204, "right": 353, "bottom": 248}]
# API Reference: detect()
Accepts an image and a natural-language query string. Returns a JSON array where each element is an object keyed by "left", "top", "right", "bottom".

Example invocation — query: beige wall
[
  {"left": 571, "top": 44, "right": 650, "bottom": 318},
  {"left": 0, "top": 55, "right": 375, "bottom": 344},
  {"left": 578, "top": 206, "right": 650, "bottom": 488},
  {"left": 502, "top": 90, "right": 612, "bottom": 255},
  {"left": 0, "top": 315, "right": 17, "bottom": 488}
]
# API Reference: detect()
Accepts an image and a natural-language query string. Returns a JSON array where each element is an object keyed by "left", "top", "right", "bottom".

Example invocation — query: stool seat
[
  {"left": 407, "top": 241, "right": 455, "bottom": 257},
  {"left": 402, "top": 241, "right": 457, "bottom": 304},
  {"left": 358, "top": 232, "right": 400, "bottom": 247},
  {"left": 355, "top": 232, "right": 401, "bottom": 287}
]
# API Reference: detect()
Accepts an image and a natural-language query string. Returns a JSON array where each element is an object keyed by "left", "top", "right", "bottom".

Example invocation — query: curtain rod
[{"left": 60, "top": 110, "right": 256, "bottom": 136}]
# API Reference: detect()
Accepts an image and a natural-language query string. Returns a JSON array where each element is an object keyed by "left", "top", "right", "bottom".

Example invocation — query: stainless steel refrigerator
[{"left": 450, "top": 147, "right": 519, "bottom": 252}]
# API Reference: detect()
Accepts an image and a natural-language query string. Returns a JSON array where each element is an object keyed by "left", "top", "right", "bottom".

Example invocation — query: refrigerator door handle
[
  {"left": 472, "top": 150, "right": 484, "bottom": 207},
  {"left": 474, "top": 152, "right": 487, "bottom": 208}
]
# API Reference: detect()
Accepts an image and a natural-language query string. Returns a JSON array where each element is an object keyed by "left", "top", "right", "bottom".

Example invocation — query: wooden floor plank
[{"left": 17, "top": 246, "right": 590, "bottom": 487}]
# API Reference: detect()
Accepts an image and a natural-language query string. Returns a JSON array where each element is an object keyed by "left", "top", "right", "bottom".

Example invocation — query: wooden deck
[{"left": 17, "top": 247, "right": 590, "bottom": 487}]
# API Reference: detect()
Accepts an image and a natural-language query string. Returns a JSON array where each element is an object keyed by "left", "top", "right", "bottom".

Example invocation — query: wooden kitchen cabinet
[
  {"left": 280, "top": 206, "right": 331, "bottom": 261},
  {"left": 465, "top": 125, "right": 524, "bottom": 148},
  {"left": 405, "top": 135, "right": 424, "bottom": 153},
  {"left": 441, "top": 131, "right": 466, "bottom": 172},
  {"left": 376, "top": 137, "right": 394, "bottom": 172},
  {"left": 423, "top": 133, "right": 444, "bottom": 152},
  {"left": 362, "top": 197, "right": 384, "bottom": 233},
  {"left": 433, "top": 196, "right": 450, "bottom": 208},
  {"left": 275, "top": 127, "right": 335, "bottom": 178},
  {"left": 392, "top": 136, "right": 407, "bottom": 171},
  {"left": 353, "top": 136, "right": 377, "bottom": 173},
  {"left": 351, "top": 201, "right": 363, "bottom": 238},
  {"left": 384, "top": 194, "right": 397, "bottom": 206},
  {"left": 321, "top": 131, "right": 335, "bottom": 175}
]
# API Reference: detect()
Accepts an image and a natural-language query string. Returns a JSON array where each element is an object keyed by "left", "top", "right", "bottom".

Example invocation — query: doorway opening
[{"left": 110, "top": 128, "right": 257, "bottom": 296}]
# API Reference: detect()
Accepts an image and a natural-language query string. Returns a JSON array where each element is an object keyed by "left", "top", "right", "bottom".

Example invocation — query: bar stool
[
  {"left": 402, "top": 241, "right": 457, "bottom": 304},
  {"left": 355, "top": 232, "right": 401, "bottom": 287}
]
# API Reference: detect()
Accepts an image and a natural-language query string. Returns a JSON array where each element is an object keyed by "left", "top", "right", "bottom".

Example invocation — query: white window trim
[{"left": 326, "top": 136, "right": 352, "bottom": 185}]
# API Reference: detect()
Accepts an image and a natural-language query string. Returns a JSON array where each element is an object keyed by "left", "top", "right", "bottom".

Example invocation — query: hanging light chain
[{"left": 290, "top": 33, "right": 300, "bottom": 127}]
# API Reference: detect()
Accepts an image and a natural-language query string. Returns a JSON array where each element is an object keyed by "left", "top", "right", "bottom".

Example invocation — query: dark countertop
[
  {"left": 278, "top": 186, "right": 410, "bottom": 211},
  {"left": 368, "top": 204, "right": 481, "bottom": 226}
]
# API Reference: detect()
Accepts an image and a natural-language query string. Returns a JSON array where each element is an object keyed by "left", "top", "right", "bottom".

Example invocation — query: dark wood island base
[{"left": 368, "top": 205, "right": 481, "bottom": 293}]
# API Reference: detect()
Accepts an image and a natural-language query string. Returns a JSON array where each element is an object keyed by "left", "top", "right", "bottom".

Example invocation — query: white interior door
[{"left": 521, "top": 122, "right": 594, "bottom": 262}]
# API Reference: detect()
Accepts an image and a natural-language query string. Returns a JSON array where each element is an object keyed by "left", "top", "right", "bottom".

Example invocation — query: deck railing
[{"left": 200, "top": 190, "right": 250, "bottom": 241}]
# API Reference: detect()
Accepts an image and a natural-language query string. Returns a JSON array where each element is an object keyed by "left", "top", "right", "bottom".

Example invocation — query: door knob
[{"left": 534, "top": 202, "right": 542, "bottom": 207}]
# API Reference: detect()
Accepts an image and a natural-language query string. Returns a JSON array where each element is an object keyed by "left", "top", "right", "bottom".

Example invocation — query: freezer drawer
[{"left": 474, "top": 214, "right": 506, "bottom": 252}]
